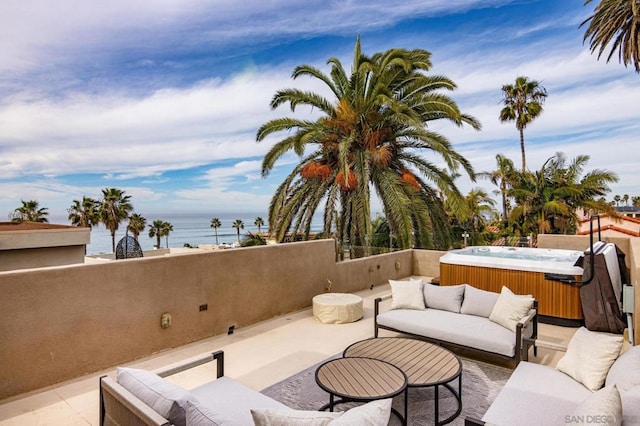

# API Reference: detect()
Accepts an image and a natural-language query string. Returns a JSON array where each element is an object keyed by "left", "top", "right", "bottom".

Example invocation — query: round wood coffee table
[
  {"left": 315, "top": 357, "right": 407, "bottom": 424},
  {"left": 344, "top": 337, "right": 462, "bottom": 425}
]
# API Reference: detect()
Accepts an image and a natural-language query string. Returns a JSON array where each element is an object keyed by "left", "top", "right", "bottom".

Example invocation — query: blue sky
[{"left": 1, "top": 0, "right": 638, "bottom": 222}]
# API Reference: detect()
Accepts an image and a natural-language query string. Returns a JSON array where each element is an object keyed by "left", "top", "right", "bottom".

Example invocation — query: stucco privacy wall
[
  {"left": 0, "top": 240, "right": 412, "bottom": 399},
  {"left": 538, "top": 234, "right": 639, "bottom": 344}
]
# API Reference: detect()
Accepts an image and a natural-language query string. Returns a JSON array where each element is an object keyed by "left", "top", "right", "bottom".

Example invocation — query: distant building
[
  {"left": 577, "top": 211, "right": 640, "bottom": 238},
  {"left": 615, "top": 206, "right": 640, "bottom": 220},
  {"left": 0, "top": 222, "right": 90, "bottom": 271}
]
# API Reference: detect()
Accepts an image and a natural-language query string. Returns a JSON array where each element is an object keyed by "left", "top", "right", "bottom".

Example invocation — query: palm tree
[
  {"left": 614, "top": 194, "right": 621, "bottom": 206},
  {"left": 257, "top": 37, "right": 480, "bottom": 252},
  {"left": 148, "top": 220, "right": 164, "bottom": 249},
  {"left": 481, "top": 154, "right": 517, "bottom": 227},
  {"left": 232, "top": 219, "right": 244, "bottom": 243},
  {"left": 509, "top": 152, "right": 618, "bottom": 235},
  {"left": 68, "top": 197, "right": 99, "bottom": 228},
  {"left": 623, "top": 194, "right": 629, "bottom": 206},
  {"left": 99, "top": 188, "right": 133, "bottom": 253},
  {"left": 499, "top": 76, "right": 548, "bottom": 172},
  {"left": 127, "top": 213, "right": 147, "bottom": 241},
  {"left": 254, "top": 217, "right": 264, "bottom": 234},
  {"left": 446, "top": 189, "right": 497, "bottom": 246},
  {"left": 632, "top": 196, "right": 640, "bottom": 207},
  {"left": 162, "top": 221, "right": 173, "bottom": 248},
  {"left": 210, "top": 217, "right": 221, "bottom": 244},
  {"left": 581, "top": 0, "right": 640, "bottom": 72},
  {"left": 11, "top": 200, "right": 49, "bottom": 223}
]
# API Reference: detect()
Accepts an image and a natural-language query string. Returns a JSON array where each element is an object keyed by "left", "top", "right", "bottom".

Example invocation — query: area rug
[{"left": 261, "top": 355, "right": 512, "bottom": 425}]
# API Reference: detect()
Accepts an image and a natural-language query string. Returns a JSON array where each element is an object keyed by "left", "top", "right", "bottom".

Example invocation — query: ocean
[{"left": 49, "top": 212, "right": 324, "bottom": 255}]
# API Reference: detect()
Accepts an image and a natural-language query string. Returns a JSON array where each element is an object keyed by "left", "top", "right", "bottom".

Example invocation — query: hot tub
[{"left": 440, "top": 246, "right": 584, "bottom": 323}]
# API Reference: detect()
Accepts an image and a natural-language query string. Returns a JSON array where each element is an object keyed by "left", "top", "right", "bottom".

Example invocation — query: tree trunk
[{"left": 519, "top": 127, "right": 526, "bottom": 172}]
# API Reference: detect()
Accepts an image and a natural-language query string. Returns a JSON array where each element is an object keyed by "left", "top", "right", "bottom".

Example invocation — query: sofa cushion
[
  {"left": 185, "top": 399, "right": 240, "bottom": 425},
  {"left": 621, "top": 385, "right": 640, "bottom": 424},
  {"left": 482, "top": 362, "right": 591, "bottom": 426},
  {"left": 389, "top": 279, "right": 425, "bottom": 310},
  {"left": 423, "top": 284, "right": 465, "bottom": 313},
  {"left": 376, "top": 308, "right": 516, "bottom": 357},
  {"left": 190, "top": 376, "right": 288, "bottom": 425},
  {"left": 606, "top": 345, "right": 640, "bottom": 392},
  {"left": 489, "top": 286, "right": 534, "bottom": 332},
  {"left": 116, "top": 367, "right": 191, "bottom": 426},
  {"left": 556, "top": 327, "right": 623, "bottom": 392},
  {"left": 460, "top": 284, "right": 499, "bottom": 318},
  {"left": 568, "top": 385, "right": 622, "bottom": 426}
]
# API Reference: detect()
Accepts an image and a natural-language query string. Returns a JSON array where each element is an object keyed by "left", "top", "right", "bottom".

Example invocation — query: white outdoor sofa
[
  {"left": 99, "top": 350, "right": 392, "bottom": 426},
  {"left": 465, "top": 335, "right": 640, "bottom": 425},
  {"left": 374, "top": 282, "right": 538, "bottom": 368}
]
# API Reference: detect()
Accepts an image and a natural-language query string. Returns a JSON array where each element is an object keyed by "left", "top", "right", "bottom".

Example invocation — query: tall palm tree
[
  {"left": 11, "top": 200, "right": 49, "bottom": 223},
  {"left": 254, "top": 217, "right": 264, "bottom": 234},
  {"left": 484, "top": 154, "right": 517, "bottom": 227},
  {"left": 99, "top": 188, "right": 133, "bottom": 253},
  {"left": 162, "top": 221, "right": 173, "bottom": 248},
  {"left": 614, "top": 194, "right": 621, "bottom": 206},
  {"left": 623, "top": 193, "right": 630, "bottom": 206},
  {"left": 257, "top": 37, "right": 480, "bottom": 252},
  {"left": 581, "top": 0, "right": 640, "bottom": 72},
  {"left": 210, "top": 217, "right": 221, "bottom": 244},
  {"left": 127, "top": 213, "right": 147, "bottom": 241},
  {"left": 148, "top": 220, "right": 164, "bottom": 249},
  {"left": 68, "top": 197, "right": 99, "bottom": 228},
  {"left": 232, "top": 219, "right": 244, "bottom": 243},
  {"left": 499, "top": 76, "right": 548, "bottom": 172}
]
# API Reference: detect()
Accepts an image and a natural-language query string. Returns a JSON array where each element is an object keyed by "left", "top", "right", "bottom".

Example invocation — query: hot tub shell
[{"left": 440, "top": 246, "right": 584, "bottom": 323}]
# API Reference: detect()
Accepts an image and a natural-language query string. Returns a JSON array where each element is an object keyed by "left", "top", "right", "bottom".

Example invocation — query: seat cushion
[
  {"left": 482, "top": 362, "right": 592, "bottom": 426},
  {"left": 191, "top": 376, "right": 288, "bottom": 425},
  {"left": 377, "top": 308, "right": 516, "bottom": 357}
]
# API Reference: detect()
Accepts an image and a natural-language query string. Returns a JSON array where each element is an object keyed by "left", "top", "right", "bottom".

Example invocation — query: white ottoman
[{"left": 312, "top": 293, "right": 364, "bottom": 324}]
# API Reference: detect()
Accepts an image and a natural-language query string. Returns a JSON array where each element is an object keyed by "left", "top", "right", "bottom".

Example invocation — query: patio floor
[{"left": 0, "top": 282, "right": 577, "bottom": 426}]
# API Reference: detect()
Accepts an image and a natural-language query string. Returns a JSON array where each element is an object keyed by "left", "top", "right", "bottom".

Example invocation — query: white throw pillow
[
  {"left": 488, "top": 286, "right": 534, "bottom": 332},
  {"left": 329, "top": 399, "right": 392, "bottom": 426},
  {"left": 568, "top": 385, "right": 622, "bottom": 426},
  {"left": 250, "top": 408, "right": 342, "bottom": 425},
  {"left": 423, "top": 284, "right": 465, "bottom": 313},
  {"left": 556, "top": 327, "right": 623, "bottom": 392},
  {"left": 460, "top": 284, "right": 499, "bottom": 317},
  {"left": 116, "top": 367, "right": 191, "bottom": 426},
  {"left": 251, "top": 399, "right": 392, "bottom": 426},
  {"left": 389, "top": 279, "right": 425, "bottom": 310},
  {"left": 185, "top": 399, "right": 240, "bottom": 425}
]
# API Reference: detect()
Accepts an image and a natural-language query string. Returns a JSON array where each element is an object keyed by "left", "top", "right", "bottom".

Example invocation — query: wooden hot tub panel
[{"left": 440, "top": 263, "right": 583, "bottom": 320}]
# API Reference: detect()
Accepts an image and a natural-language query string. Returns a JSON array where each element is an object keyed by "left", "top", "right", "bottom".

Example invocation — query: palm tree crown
[
  {"left": 99, "top": 188, "right": 133, "bottom": 253},
  {"left": 68, "top": 197, "right": 99, "bottom": 228},
  {"left": 257, "top": 37, "right": 480, "bottom": 252},
  {"left": 149, "top": 220, "right": 172, "bottom": 249},
  {"left": 210, "top": 217, "right": 221, "bottom": 245},
  {"left": 499, "top": 76, "right": 547, "bottom": 172},
  {"left": 11, "top": 200, "right": 49, "bottom": 223},
  {"left": 127, "top": 213, "right": 147, "bottom": 241},
  {"left": 232, "top": 219, "right": 244, "bottom": 243},
  {"left": 254, "top": 217, "right": 264, "bottom": 234},
  {"left": 581, "top": 0, "right": 640, "bottom": 72}
]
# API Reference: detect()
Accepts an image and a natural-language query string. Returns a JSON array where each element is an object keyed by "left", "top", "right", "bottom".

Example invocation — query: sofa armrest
[
  {"left": 374, "top": 294, "right": 392, "bottom": 337},
  {"left": 155, "top": 350, "right": 224, "bottom": 378},
  {"left": 515, "top": 301, "right": 538, "bottom": 364}
]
